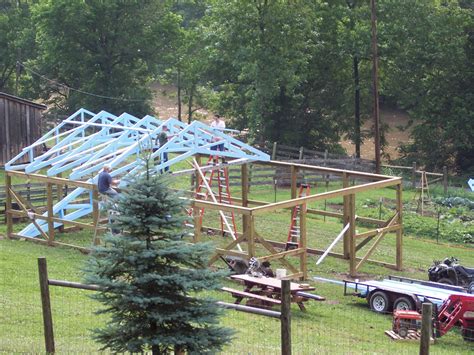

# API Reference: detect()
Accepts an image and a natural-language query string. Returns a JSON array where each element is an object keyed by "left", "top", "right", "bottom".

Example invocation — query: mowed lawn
[{"left": 1, "top": 176, "right": 473, "bottom": 353}]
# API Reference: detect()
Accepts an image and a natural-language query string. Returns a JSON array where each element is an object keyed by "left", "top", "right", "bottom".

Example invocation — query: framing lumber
[
  {"left": 7, "top": 170, "right": 96, "bottom": 190},
  {"left": 250, "top": 177, "right": 401, "bottom": 215}
]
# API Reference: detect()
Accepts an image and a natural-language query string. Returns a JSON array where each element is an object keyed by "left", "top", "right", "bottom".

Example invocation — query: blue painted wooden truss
[{"left": 6, "top": 108, "right": 269, "bottom": 238}]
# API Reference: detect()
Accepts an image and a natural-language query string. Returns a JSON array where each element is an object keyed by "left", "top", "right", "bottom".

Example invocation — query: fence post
[
  {"left": 419, "top": 302, "right": 432, "bottom": 355},
  {"left": 298, "top": 146, "right": 304, "bottom": 160},
  {"left": 38, "top": 257, "right": 55, "bottom": 354},
  {"left": 272, "top": 142, "right": 278, "bottom": 160},
  {"left": 412, "top": 162, "right": 417, "bottom": 188},
  {"left": 442, "top": 166, "right": 448, "bottom": 195},
  {"left": 281, "top": 280, "right": 291, "bottom": 355}
]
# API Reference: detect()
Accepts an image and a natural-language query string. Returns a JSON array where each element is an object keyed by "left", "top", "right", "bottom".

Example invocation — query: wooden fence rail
[{"left": 37, "top": 257, "right": 291, "bottom": 354}]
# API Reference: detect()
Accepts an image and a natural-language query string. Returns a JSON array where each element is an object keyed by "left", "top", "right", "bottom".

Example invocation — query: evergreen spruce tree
[{"left": 84, "top": 170, "right": 233, "bottom": 354}]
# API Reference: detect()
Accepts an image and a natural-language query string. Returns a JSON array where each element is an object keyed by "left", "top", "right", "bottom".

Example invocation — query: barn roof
[{"left": 0, "top": 92, "right": 47, "bottom": 110}]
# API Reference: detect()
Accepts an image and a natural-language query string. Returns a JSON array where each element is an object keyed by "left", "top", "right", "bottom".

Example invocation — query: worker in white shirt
[{"left": 210, "top": 114, "right": 226, "bottom": 151}]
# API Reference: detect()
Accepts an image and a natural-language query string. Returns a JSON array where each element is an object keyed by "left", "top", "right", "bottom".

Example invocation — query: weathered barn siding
[{"left": 0, "top": 92, "right": 46, "bottom": 165}]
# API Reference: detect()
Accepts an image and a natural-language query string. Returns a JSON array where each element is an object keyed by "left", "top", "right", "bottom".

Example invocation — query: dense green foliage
[
  {"left": 83, "top": 173, "right": 232, "bottom": 354},
  {"left": 2, "top": 0, "right": 472, "bottom": 171}
]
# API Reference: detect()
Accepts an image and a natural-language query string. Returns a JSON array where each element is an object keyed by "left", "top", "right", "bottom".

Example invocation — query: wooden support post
[
  {"left": 38, "top": 257, "right": 55, "bottom": 354},
  {"left": 57, "top": 173, "right": 64, "bottom": 233},
  {"left": 342, "top": 172, "right": 350, "bottom": 258},
  {"left": 248, "top": 214, "right": 255, "bottom": 258},
  {"left": 412, "top": 162, "right": 417, "bottom": 188},
  {"left": 290, "top": 166, "right": 298, "bottom": 199},
  {"left": 6, "top": 174, "right": 13, "bottom": 239},
  {"left": 442, "top": 166, "right": 448, "bottom": 195},
  {"left": 92, "top": 189, "right": 100, "bottom": 245},
  {"left": 272, "top": 142, "right": 278, "bottom": 160},
  {"left": 241, "top": 164, "right": 250, "bottom": 238},
  {"left": 281, "top": 280, "right": 291, "bottom": 355},
  {"left": 46, "top": 182, "right": 55, "bottom": 245},
  {"left": 396, "top": 183, "right": 403, "bottom": 271},
  {"left": 193, "top": 154, "right": 202, "bottom": 242},
  {"left": 419, "top": 302, "right": 432, "bottom": 355},
  {"left": 299, "top": 202, "right": 307, "bottom": 280},
  {"left": 348, "top": 194, "right": 356, "bottom": 277}
]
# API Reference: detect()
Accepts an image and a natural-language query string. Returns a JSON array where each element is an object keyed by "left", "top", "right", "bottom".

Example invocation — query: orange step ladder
[
  {"left": 285, "top": 184, "right": 310, "bottom": 250},
  {"left": 189, "top": 155, "right": 237, "bottom": 237}
]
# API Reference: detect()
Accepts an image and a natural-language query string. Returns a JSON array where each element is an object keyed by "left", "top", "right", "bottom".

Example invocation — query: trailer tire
[
  {"left": 394, "top": 296, "right": 415, "bottom": 311},
  {"left": 369, "top": 291, "right": 391, "bottom": 313},
  {"left": 468, "top": 282, "right": 474, "bottom": 294}
]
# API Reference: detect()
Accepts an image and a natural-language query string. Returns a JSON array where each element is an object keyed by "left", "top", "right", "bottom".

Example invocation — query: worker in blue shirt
[{"left": 98, "top": 165, "right": 120, "bottom": 198}]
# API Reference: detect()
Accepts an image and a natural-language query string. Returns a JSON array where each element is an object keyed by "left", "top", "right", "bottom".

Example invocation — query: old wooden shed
[{"left": 0, "top": 92, "right": 46, "bottom": 165}]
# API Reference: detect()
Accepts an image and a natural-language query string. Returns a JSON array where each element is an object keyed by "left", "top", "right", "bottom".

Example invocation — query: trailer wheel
[
  {"left": 468, "top": 282, "right": 474, "bottom": 294},
  {"left": 462, "top": 327, "right": 474, "bottom": 342},
  {"left": 369, "top": 291, "right": 391, "bottom": 313},
  {"left": 394, "top": 297, "right": 415, "bottom": 311},
  {"left": 398, "top": 327, "right": 409, "bottom": 338}
]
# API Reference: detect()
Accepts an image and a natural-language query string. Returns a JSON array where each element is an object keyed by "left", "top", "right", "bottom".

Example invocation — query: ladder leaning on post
[{"left": 286, "top": 184, "right": 310, "bottom": 250}]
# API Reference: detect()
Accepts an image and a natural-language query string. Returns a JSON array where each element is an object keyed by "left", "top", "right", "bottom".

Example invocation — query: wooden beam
[
  {"left": 259, "top": 160, "right": 394, "bottom": 181},
  {"left": 8, "top": 210, "right": 107, "bottom": 231},
  {"left": 251, "top": 178, "right": 401, "bottom": 215},
  {"left": 300, "top": 200, "right": 307, "bottom": 280},
  {"left": 7, "top": 170, "right": 96, "bottom": 190},
  {"left": 254, "top": 232, "right": 299, "bottom": 274},
  {"left": 241, "top": 164, "right": 250, "bottom": 239},
  {"left": 349, "top": 194, "right": 356, "bottom": 276},
  {"left": 291, "top": 166, "right": 298, "bottom": 199},
  {"left": 256, "top": 248, "right": 304, "bottom": 262},
  {"left": 396, "top": 184, "right": 403, "bottom": 271},
  {"left": 215, "top": 248, "right": 249, "bottom": 259},
  {"left": 11, "top": 234, "right": 90, "bottom": 253},
  {"left": 8, "top": 191, "right": 50, "bottom": 241},
  {"left": 208, "top": 233, "right": 248, "bottom": 265},
  {"left": 355, "top": 213, "right": 399, "bottom": 271},
  {"left": 5, "top": 174, "right": 13, "bottom": 239},
  {"left": 46, "top": 183, "right": 55, "bottom": 245},
  {"left": 342, "top": 172, "right": 349, "bottom": 258},
  {"left": 193, "top": 199, "right": 252, "bottom": 215},
  {"left": 354, "top": 224, "right": 401, "bottom": 239}
]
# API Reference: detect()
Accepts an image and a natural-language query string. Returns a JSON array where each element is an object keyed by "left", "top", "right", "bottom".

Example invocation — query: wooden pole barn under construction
[{"left": 4, "top": 108, "right": 403, "bottom": 278}]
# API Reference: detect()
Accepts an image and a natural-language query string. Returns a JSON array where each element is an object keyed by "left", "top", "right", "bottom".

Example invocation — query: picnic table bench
[{"left": 223, "top": 274, "right": 325, "bottom": 311}]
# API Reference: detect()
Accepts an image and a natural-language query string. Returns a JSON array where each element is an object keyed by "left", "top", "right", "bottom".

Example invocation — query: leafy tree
[
  {"left": 378, "top": 0, "right": 474, "bottom": 172},
  {"left": 84, "top": 171, "right": 232, "bottom": 354},
  {"left": 31, "top": 0, "right": 181, "bottom": 116},
  {"left": 203, "top": 0, "right": 350, "bottom": 151},
  {"left": 0, "top": 0, "right": 36, "bottom": 94}
]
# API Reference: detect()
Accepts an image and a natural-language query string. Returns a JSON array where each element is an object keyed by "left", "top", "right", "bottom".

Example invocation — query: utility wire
[{"left": 17, "top": 61, "right": 147, "bottom": 102}]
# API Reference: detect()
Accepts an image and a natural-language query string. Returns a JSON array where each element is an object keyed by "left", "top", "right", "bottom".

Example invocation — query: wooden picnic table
[{"left": 226, "top": 274, "right": 324, "bottom": 311}]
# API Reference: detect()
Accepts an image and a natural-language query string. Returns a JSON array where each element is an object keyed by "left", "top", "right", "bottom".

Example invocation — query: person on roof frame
[
  {"left": 210, "top": 114, "right": 225, "bottom": 151},
  {"left": 154, "top": 125, "right": 170, "bottom": 173},
  {"left": 98, "top": 165, "right": 120, "bottom": 198}
]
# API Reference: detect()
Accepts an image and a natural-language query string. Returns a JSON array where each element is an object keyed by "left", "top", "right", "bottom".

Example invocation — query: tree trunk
[
  {"left": 353, "top": 55, "right": 361, "bottom": 158},
  {"left": 177, "top": 68, "right": 182, "bottom": 121},
  {"left": 187, "top": 84, "right": 195, "bottom": 124}
]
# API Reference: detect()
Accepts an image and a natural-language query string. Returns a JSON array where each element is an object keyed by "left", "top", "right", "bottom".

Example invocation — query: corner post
[
  {"left": 396, "top": 183, "right": 403, "bottom": 271},
  {"left": 348, "top": 193, "right": 356, "bottom": 277},
  {"left": 342, "top": 172, "right": 350, "bottom": 258},
  {"left": 241, "top": 164, "right": 249, "bottom": 238},
  {"left": 6, "top": 173, "right": 13, "bottom": 239},
  {"left": 46, "top": 182, "right": 55, "bottom": 244},
  {"left": 299, "top": 201, "right": 307, "bottom": 280},
  {"left": 290, "top": 166, "right": 298, "bottom": 199}
]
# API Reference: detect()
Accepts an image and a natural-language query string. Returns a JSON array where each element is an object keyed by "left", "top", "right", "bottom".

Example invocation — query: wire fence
[{"left": 2, "top": 257, "right": 473, "bottom": 354}]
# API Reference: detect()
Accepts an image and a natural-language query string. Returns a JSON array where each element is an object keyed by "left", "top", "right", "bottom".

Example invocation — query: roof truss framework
[{"left": 6, "top": 108, "right": 269, "bottom": 238}]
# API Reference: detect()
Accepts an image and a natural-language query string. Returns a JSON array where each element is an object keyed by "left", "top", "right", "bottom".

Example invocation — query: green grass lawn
[{"left": 1, "top": 171, "right": 473, "bottom": 353}]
